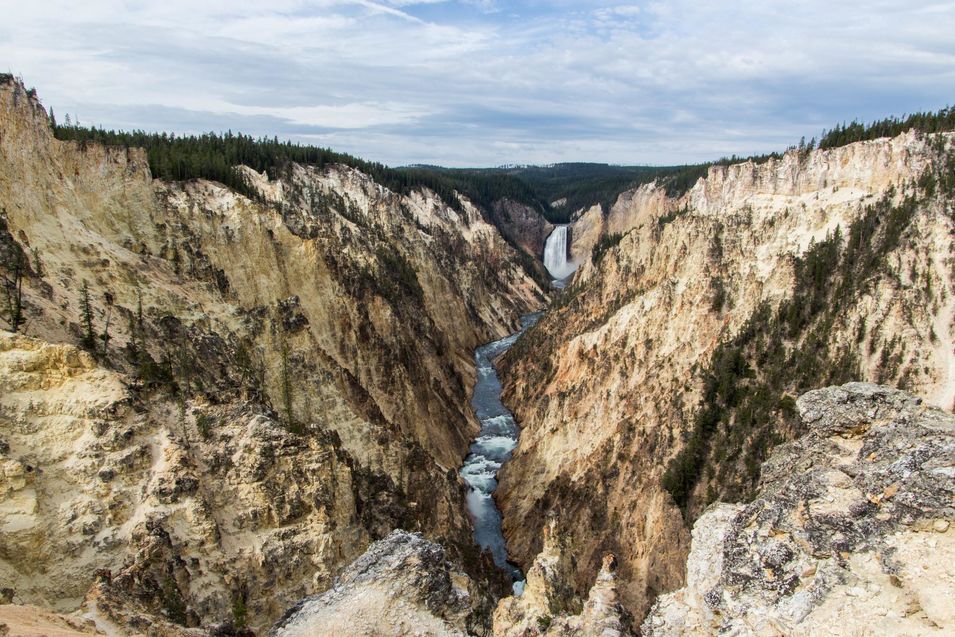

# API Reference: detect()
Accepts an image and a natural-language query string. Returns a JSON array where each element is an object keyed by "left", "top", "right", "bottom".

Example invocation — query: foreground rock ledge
[
  {"left": 269, "top": 531, "right": 479, "bottom": 637},
  {"left": 268, "top": 383, "right": 953, "bottom": 637},
  {"left": 643, "top": 383, "right": 954, "bottom": 636}
]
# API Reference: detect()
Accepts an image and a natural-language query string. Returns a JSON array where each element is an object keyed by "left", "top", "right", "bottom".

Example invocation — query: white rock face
[
  {"left": 0, "top": 329, "right": 366, "bottom": 623},
  {"left": 269, "top": 531, "right": 476, "bottom": 637},
  {"left": 0, "top": 331, "right": 128, "bottom": 605},
  {"left": 643, "top": 383, "right": 955, "bottom": 636}
]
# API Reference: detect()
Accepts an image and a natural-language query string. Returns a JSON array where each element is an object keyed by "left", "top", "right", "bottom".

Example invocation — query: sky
[{"left": 2, "top": 1, "right": 954, "bottom": 167}]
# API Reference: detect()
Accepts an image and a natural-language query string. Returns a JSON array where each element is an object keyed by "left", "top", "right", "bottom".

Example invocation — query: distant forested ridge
[
  {"left": 426, "top": 163, "right": 722, "bottom": 223},
  {"left": 479, "top": 164, "right": 676, "bottom": 220},
  {"left": 50, "top": 103, "right": 954, "bottom": 225}
]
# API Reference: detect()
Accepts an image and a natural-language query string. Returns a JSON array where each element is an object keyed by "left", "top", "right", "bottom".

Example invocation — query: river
[{"left": 460, "top": 312, "right": 541, "bottom": 594}]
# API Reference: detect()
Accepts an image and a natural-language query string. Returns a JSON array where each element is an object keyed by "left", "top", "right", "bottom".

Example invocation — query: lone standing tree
[
  {"left": 1, "top": 248, "right": 25, "bottom": 333},
  {"left": 80, "top": 282, "right": 95, "bottom": 349}
]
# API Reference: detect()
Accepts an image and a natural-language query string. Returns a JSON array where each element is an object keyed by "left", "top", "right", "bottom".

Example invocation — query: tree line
[
  {"left": 49, "top": 103, "right": 954, "bottom": 225},
  {"left": 52, "top": 123, "right": 548, "bottom": 215},
  {"left": 819, "top": 106, "right": 955, "bottom": 150}
]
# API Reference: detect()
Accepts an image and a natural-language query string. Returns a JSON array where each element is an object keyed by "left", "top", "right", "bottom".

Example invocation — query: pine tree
[
  {"left": 80, "top": 282, "right": 95, "bottom": 349},
  {"left": 101, "top": 291, "right": 114, "bottom": 354},
  {"left": 31, "top": 248, "right": 43, "bottom": 277},
  {"left": 1, "top": 249, "right": 25, "bottom": 333}
]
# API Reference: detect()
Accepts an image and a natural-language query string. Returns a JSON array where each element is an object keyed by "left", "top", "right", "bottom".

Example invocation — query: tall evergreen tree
[
  {"left": 1, "top": 249, "right": 25, "bottom": 333},
  {"left": 79, "top": 282, "right": 95, "bottom": 350}
]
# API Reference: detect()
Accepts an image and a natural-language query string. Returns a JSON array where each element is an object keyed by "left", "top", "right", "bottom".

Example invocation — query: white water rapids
[
  {"left": 543, "top": 225, "right": 577, "bottom": 283},
  {"left": 460, "top": 313, "right": 541, "bottom": 595}
]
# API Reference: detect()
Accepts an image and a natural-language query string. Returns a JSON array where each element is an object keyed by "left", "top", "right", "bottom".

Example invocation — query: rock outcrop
[
  {"left": 490, "top": 199, "right": 555, "bottom": 261},
  {"left": 566, "top": 205, "right": 603, "bottom": 267},
  {"left": 0, "top": 604, "right": 106, "bottom": 637},
  {"left": 492, "top": 517, "right": 630, "bottom": 637},
  {"left": 270, "top": 530, "right": 479, "bottom": 637},
  {"left": 497, "top": 131, "right": 955, "bottom": 619},
  {"left": 643, "top": 383, "right": 954, "bottom": 636},
  {"left": 0, "top": 77, "right": 545, "bottom": 632}
]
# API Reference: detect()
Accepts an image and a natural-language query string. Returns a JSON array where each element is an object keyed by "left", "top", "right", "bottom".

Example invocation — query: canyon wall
[
  {"left": 497, "top": 130, "right": 955, "bottom": 621},
  {"left": 250, "top": 383, "right": 953, "bottom": 637},
  {"left": 490, "top": 199, "right": 555, "bottom": 261},
  {"left": 643, "top": 383, "right": 954, "bottom": 636},
  {"left": 0, "top": 77, "right": 545, "bottom": 632}
]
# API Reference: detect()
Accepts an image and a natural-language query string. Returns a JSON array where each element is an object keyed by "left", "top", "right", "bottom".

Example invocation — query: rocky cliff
[
  {"left": 643, "top": 383, "right": 954, "bottom": 636},
  {"left": 497, "top": 130, "right": 955, "bottom": 620},
  {"left": 269, "top": 530, "right": 479, "bottom": 637},
  {"left": 492, "top": 516, "right": 630, "bottom": 637},
  {"left": 0, "top": 77, "right": 545, "bottom": 633},
  {"left": 489, "top": 199, "right": 555, "bottom": 263},
  {"left": 259, "top": 514, "right": 632, "bottom": 637},
  {"left": 252, "top": 383, "right": 952, "bottom": 637}
]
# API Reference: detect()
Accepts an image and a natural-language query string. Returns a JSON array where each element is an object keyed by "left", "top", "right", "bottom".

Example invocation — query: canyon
[
  {"left": 0, "top": 77, "right": 544, "bottom": 634},
  {"left": 497, "top": 128, "right": 955, "bottom": 625},
  {"left": 0, "top": 74, "right": 953, "bottom": 636}
]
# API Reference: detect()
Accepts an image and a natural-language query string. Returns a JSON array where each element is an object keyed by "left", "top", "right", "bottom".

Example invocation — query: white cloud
[
  {"left": 226, "top": 101, "right": 433, "bottom": 128},
  {"left": 0, "top": 0, "right": 953, "bottom": 166}
]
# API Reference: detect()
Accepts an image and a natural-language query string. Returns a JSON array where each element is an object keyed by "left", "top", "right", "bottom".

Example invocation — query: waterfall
[{"left": 543, "top": 225, "right": 577, "bottom": 281}]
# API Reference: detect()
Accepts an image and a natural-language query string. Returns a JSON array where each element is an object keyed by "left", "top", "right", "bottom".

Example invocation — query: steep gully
[{"left": 461, "top": 226, "right": 574, "bottom": 593}]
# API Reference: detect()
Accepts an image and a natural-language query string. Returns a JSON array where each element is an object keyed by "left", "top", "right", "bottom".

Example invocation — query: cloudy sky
[{"left": 2, "top": 1, "right": 954, "bottom": 166}]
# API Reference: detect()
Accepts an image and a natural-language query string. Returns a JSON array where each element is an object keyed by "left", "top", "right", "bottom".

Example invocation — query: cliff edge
[{"left": 643, "top": 383, "right": 954, "bottom": 636}]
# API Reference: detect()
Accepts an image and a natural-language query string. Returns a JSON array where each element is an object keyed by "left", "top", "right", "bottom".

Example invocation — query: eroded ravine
[{"left": 460, "top": 312, "right": 542, "bottom": 593}]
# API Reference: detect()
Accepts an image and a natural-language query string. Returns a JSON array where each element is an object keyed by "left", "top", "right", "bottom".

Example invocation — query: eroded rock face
[
  {"left": 643, "top": 383, "right": 955, "bottom": 636},
  {"left": 567, "top": 205, "right": 603, "bottom": 267},
  {"left": 492, "top": 517, "right": 630, "bottom": 637},
  {"left": 269, "top": 531, "right": 478, "bottom": 637},
  {"left": 0, "top": 329, "right": 367, "bottom": 628},
  {"left": 0, "top": 604, "right": 107, "bottom": 637},
  {"left": 497, "top": 130, "right": 955, "bottom": 619},
  {"left": 490, "top": 199, "right": 555, "bottom": 260},
  {"left": 0, "top": 77, "right": 544, "bottom": 632}
]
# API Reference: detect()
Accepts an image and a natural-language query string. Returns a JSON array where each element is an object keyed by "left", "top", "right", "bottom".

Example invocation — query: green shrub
[
  {"left": 195, "top": 413, "right": 214, "bottom": 440},
  {"left": 591, "top": 232, "right": 623, "bottom": 265},
  {"left": 160, "top": 576, "right": 187, "bottom": 626}
]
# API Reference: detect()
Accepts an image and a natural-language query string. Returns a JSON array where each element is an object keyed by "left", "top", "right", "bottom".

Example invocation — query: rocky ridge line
[
  {"left": 642, "top": 383, "right": 954, "bottom": 636},
  {"left": 496, "top": 128, "right": 954, "bottom": 619}
]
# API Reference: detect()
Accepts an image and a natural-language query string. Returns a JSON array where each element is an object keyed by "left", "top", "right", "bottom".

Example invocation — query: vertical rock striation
[
  {"left": 498, "top": 130, "right": 955, "bottom": 620},
  {"left": 0, "top": 77, "right": 545, "bottom": 632}
]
